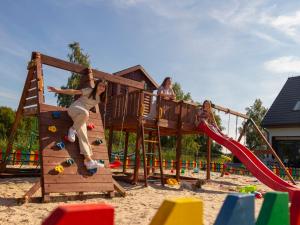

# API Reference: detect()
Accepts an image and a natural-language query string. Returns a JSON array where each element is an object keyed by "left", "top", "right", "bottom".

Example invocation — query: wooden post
[
  {"left": 147, "top": 132, "right": 153, "bottom": 175},
  {"left": 249, "top": 119, "right": 296, "bottom": 185},
  {"left": 108, "top": 127, "right": 114, "bottom": 162},
  {"left": 175, "top": 101, "right": 183, "bottom": 181},
  {"left": 123, "top": 131, "right": 129, "bottom": 173},
  {"left": 237, "top": 119, "right": 250, "bottom": 142},
  {"left": 133, "top": 126, "right": 142, "bottom": 184},
  {"left": 206, "top": 136, "right": 212, "bottom": 180}
]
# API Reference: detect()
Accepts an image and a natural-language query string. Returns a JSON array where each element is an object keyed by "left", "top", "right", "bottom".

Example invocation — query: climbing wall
[{"left": 39, "top": 103, "right": 114, "bottom": 198}]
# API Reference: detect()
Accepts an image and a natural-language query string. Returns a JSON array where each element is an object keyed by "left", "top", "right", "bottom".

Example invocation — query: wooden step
[{"left": 144, "top": 140, "right": 159, "bottom": 143}]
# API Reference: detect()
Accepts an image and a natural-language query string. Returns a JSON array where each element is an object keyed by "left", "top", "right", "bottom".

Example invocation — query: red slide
[{"left": 197, "top": 121, "right": 298, "bottom": 199}]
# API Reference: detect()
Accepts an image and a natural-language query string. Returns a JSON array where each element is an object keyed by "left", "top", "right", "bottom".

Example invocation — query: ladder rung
[
  {"left": 144, "top": 140, "right": 159, "bottom": 143},
  {"left": 143, "top": 127, "right": 157, "bottom": 131}
]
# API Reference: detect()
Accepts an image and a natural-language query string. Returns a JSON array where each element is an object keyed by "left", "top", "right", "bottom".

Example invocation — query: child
[
  {"left": 195, "top": 100, "right": 221, "bottom": 133},
  {"left": 47, "top": 79, "right": 107, "bottom": 170}
]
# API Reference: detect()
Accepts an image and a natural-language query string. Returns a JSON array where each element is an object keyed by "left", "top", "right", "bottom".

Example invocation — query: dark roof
[
  {"left": 261, "top": 76, "right": 300, "bottom": 128},
  {"left": 113, "top": 65, "right": 159, "bottom": 89}
]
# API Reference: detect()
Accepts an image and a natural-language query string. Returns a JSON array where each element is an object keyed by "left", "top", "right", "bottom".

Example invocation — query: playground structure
[
  {"left": 0, "top": 51, "right": 298, "bottom": 202},
  {"left": 0, "top": 52, "right": 147, "bottom": 201},
  {"left": 42, "top": 191, "right": 300, "bottom": 225},
  {"left": 104, "top": 78, "right": 296, "bottom": 187}
]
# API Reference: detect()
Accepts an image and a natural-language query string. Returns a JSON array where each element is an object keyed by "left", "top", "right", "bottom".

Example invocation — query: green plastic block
[{"left": 256, "top": 192, "right": 290, "bottom": 225}]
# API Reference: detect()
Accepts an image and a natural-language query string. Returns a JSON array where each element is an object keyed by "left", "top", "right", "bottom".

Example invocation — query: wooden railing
[{"left": 105, "top": 90, "right": 201, "bottom": 130}]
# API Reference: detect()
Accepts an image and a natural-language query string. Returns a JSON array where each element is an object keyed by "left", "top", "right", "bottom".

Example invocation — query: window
[{"left": 293, "top": 101, "right": 300, "bottom": 111}]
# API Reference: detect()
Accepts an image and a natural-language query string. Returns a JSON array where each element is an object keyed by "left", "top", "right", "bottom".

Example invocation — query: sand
[{"left": 0, "top": 172, "right": 281, "bottom": 225}]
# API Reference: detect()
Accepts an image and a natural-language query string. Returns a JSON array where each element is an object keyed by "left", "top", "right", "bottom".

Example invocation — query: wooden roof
[
  {"left": 113, "top": 65, "right": 159, "bottom": 89},
  {"left": 262, "top": 76, "right": 300, "bottom": 128}
]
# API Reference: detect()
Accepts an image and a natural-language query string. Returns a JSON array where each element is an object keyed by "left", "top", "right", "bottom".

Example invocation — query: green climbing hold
[
  {"left": 181, "top": 168, "right": 185, "bottom": 174},
  {"left": 256, "top": 192, "right": 290, "bottom": 225}
]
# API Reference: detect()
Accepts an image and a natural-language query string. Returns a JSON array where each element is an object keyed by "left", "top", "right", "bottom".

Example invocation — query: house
[{"left": 261, "top": 76, "right": 300, "bottom": 167}]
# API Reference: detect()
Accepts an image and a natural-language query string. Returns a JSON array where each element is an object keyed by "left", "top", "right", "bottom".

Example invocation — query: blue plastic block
[{"left": 214, "top": 194, "right": 255, "bottom": 225}]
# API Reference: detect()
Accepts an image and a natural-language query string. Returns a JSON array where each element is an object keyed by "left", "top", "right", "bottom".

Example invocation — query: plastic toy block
[
  {"left": 149, "top": 197, "right": 203, "bottom": 225},
  {"left": 256, "top": 192, "right": 289, "bottom": 225},
  {"left": 87, "top": 168, "right": 97, "bottom": 175},
  {"left": 291, "top": 190, "right": 300, "bottom": 225},
  {"left": 65, "top": 158, "right": 75, "bottom": 166},
  {"left": 214, "top": 194, "right": 255, "bottom": 225},
  {"left": 56, "top": 142, "right": 65, "bottom": 150},
  {"left": 48, "top": 125, "right": 57, "bottom": 133},
  {"left": 87, "top": 123, "right": 95, "bottom": 130},
  {"left": 51, "top": 111, "right": 61, "bottom": 119},
  {"left": 94, "top": 139, "right": 103, "bottom": 145},
  {"left": 42, "top": 203, "right": 114, "bottom": 225},
  {"left": 54, "top": 165, "right": 64, "bottom": 173}
]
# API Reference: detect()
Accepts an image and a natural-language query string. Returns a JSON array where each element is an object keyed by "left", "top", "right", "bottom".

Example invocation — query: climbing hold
[
  {"left": 94, "top": 139, "right": 103, "bottom": 145},
  {"left": 56, "top": 141, "right": 65, "bottom": 150},
  {"left": 87, "top": 168, "right": 97, "bottom": 175},
  {"left": 52, "top": 111, "right": 61, "bottom": 119},
  {"left": 65, "top": 158, "right": 75, "bottom": 166},
  {"left": 48, "top": 125, "right": 57, "bottom": 133},
  {"left": 181, "top": 169, "right": 185, "bottom": 174},
  {"left": 87, "top": 123, "right": 95, "bottom": 130},
  {"left": 170, "top": 169, "right": 174, "bottom": 174},
  {"left": 63, "top": 135, "right": 70, "bottom": 142},
  {"left": 54, "top": 165, "right": 64, "bottom": 173}
]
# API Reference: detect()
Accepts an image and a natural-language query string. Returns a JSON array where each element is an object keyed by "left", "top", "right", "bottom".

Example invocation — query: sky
[{"left": 1, "top": 0, "right": 300, "bottom": 133}]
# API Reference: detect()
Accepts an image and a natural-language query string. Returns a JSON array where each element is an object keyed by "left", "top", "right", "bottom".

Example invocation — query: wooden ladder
[{"left": 141, "top": 122, "right": 164, "bottom": 187}]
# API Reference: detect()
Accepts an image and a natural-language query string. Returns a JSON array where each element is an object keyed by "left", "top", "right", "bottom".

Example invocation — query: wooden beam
[
  {"left": 123, "top": 132, "right": 129, "bottom": 173},
  {"left": 112, "top": 178, "right": 126, "bottom": 197},
  {"left": 212, "top": 104, "right": 249, "bottom": 119},
  {"left": 249, "top": 118, "right": 296, "bottom": 185},
  {"left": 23, "top": 180, "right": 41, "bottom": 203},
  {"left": 39, "top": 53, "right": 144, "bottom": 90},
  {"left": 206, "top": 136, "right": 212, "bottom": 180}
]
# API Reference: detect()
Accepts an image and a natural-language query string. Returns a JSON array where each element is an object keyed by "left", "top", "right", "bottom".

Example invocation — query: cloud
[
  {"left": 260, "top": 10, "right": 300, "bottom": 42},
  {"left": 264, "top": 56, "right": 300, "bottom": 73}
]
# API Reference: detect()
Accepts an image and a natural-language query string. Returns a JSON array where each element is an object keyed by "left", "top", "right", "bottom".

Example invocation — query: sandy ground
[{"left": 0, "top": 171, "right": 287, "bottom": 225}]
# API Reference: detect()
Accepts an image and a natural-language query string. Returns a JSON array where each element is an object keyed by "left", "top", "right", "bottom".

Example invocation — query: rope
[
  {"left": 235, "top": 116, "right": 238, "bottom": 140},
  {"left": 103, "top": 80, "right": 108, "bottom": 129},
  {"left": 117, "top": 88, "right": 129, "bottom": 150},
  {"left": 227, "top": 113, "right": 230, "bottom": 136}
]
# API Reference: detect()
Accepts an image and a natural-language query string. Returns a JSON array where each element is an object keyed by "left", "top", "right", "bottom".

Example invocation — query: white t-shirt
[
  {"left": 70, "top": 88, "right": 100, "bottom": 110},
  {"left": 157, "top": 86, "right": 175, "bottom": 97}
]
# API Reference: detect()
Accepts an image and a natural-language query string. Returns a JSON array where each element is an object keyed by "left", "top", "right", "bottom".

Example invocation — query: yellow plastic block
[{"left": 149, "top": 197, "right": 203, "bottom": 225}]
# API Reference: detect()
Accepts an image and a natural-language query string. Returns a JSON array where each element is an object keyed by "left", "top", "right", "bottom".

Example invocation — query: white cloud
[
  {"left": 260, "top": 10, "right": 300, "bottom": 42},
  {"left": 264, "top": 56, "right": 300, "bottom": 73}
]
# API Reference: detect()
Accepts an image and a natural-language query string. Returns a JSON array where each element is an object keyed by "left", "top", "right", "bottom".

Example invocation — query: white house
[{"left": 261, "top": 76, "right": 300, "bottom": 167}]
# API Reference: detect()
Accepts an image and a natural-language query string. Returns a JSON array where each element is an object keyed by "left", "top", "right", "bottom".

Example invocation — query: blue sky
[{"left": 1, "top": 0, "right": 300, "bottom": 122}]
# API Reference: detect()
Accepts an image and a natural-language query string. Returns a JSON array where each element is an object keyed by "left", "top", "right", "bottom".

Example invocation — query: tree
[
  {"left": 173, "top": 82, "right": 191, "bottom": 101},
  {"left": 0, "top": 106, "right": 38, "bottom": 149},
  {"left": 57, "top": 42, "right": 91, "bottom": 107},
  {"left": 242, "top": 99, "right": 268, "bottom": 150},
  {"left": 0, "top": 107, "right": 15, "bottom": 140}
]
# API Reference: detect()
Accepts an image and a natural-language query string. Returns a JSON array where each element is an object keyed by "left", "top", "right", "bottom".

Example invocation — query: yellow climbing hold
[
  {"left": 48, "top": 125, "right": 57, "bottom": 133},
  {"left": 54, "top": 165, "right": 64, "bottom": 173},
  {"left": 149, "top": 197, "right": 203, "bottom": 225}
]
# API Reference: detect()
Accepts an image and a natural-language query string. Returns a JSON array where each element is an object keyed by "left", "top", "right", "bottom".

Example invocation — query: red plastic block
[
  {"left": 291, "top": 190, "right": 300, "bottom": 225},
  {"left": 42, "top": 203, "right": 114, "bottom": 225}
]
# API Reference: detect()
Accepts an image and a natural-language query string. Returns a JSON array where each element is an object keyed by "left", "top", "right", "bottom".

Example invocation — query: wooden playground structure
[{"left": 0, "top": 51, "right": 296, "bottom": 202}]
